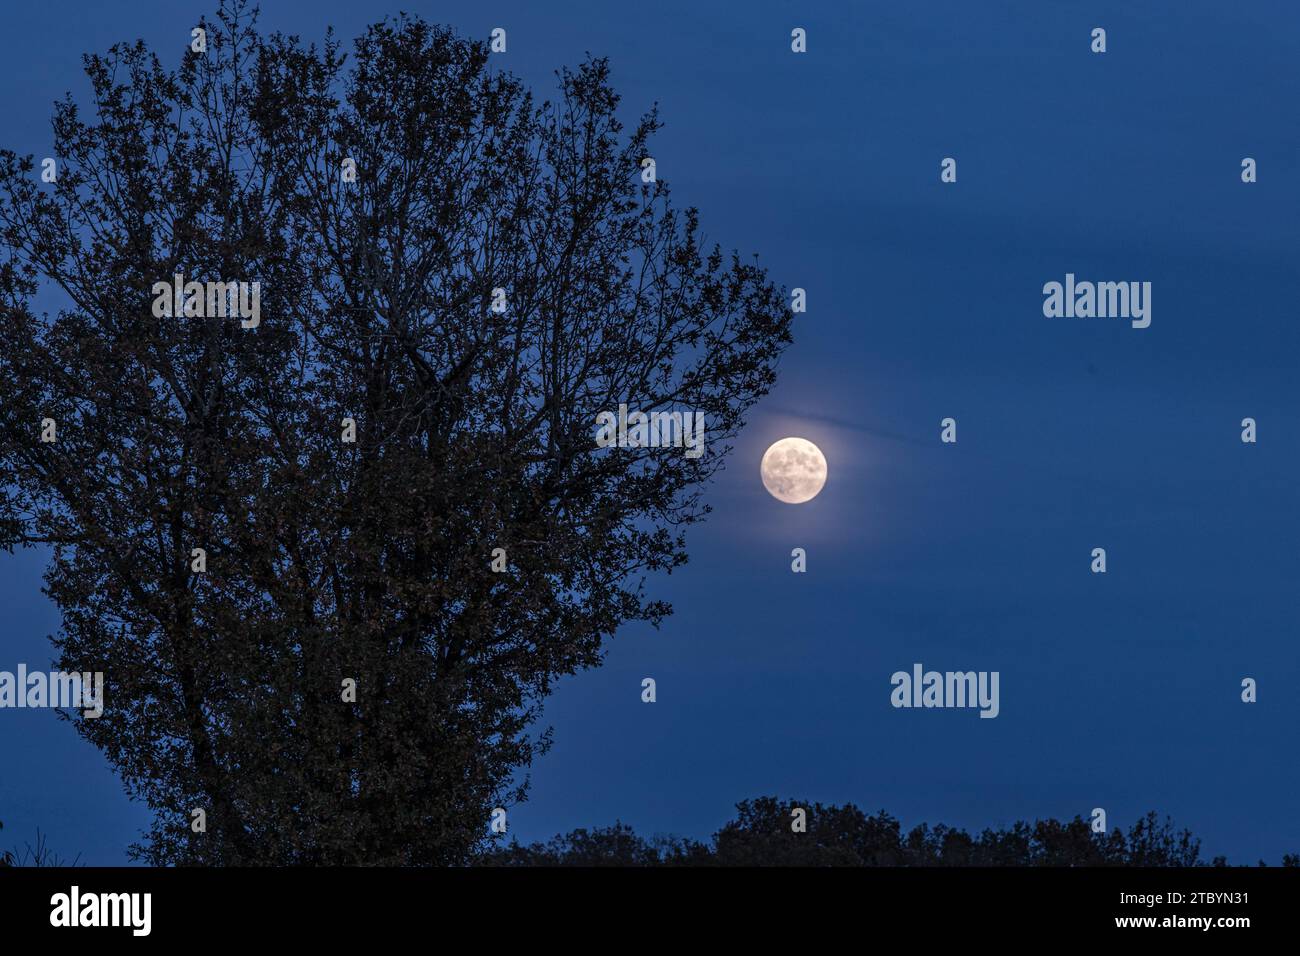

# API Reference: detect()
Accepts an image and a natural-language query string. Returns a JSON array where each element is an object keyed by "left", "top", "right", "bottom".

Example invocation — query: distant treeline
[
  {"left": 5, "top": 800, "right": 1295, "bottom": 866},
  {"left": 476, "top": 797, "right": 1300, "bottom": 867}
]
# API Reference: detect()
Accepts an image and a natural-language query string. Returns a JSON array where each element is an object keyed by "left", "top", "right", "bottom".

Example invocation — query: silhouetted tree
[
  {"left": 0, "top": 2, "right": 789, "bottom": 865},
  {"left": 712, "top": 797, "right": 905, "bottom": 866},
  {"left": 483, "top": 823, "right": 710, "bottom": 867},
  {"left": 0, "top": 820, "right": 79, "bottom": 867},
  {"left": 1123, "top": 810, "right": 1202, "bottom": 867}
]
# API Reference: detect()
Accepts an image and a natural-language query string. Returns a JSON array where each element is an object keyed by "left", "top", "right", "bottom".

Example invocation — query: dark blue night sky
[{"left": 1, "top": 0, "right": 1297, "bottom": 864}]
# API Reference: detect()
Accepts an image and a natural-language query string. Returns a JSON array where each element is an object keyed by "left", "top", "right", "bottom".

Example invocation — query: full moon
[{"left": 760, "top": 437, "right": 827, "bottom": 504}]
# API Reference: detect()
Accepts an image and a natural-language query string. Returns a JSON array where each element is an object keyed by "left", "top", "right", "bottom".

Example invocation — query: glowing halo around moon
[{"left": 760, "top": 437, "right": 827, "bottom": 504}]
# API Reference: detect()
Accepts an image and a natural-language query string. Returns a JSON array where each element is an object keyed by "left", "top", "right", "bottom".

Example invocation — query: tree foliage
[
  {"left": 480, "top": 797, "right": 1297, "bottom": 867},
  {"left": 0, "top": 2, "right": 790, "bottom": 864}
]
